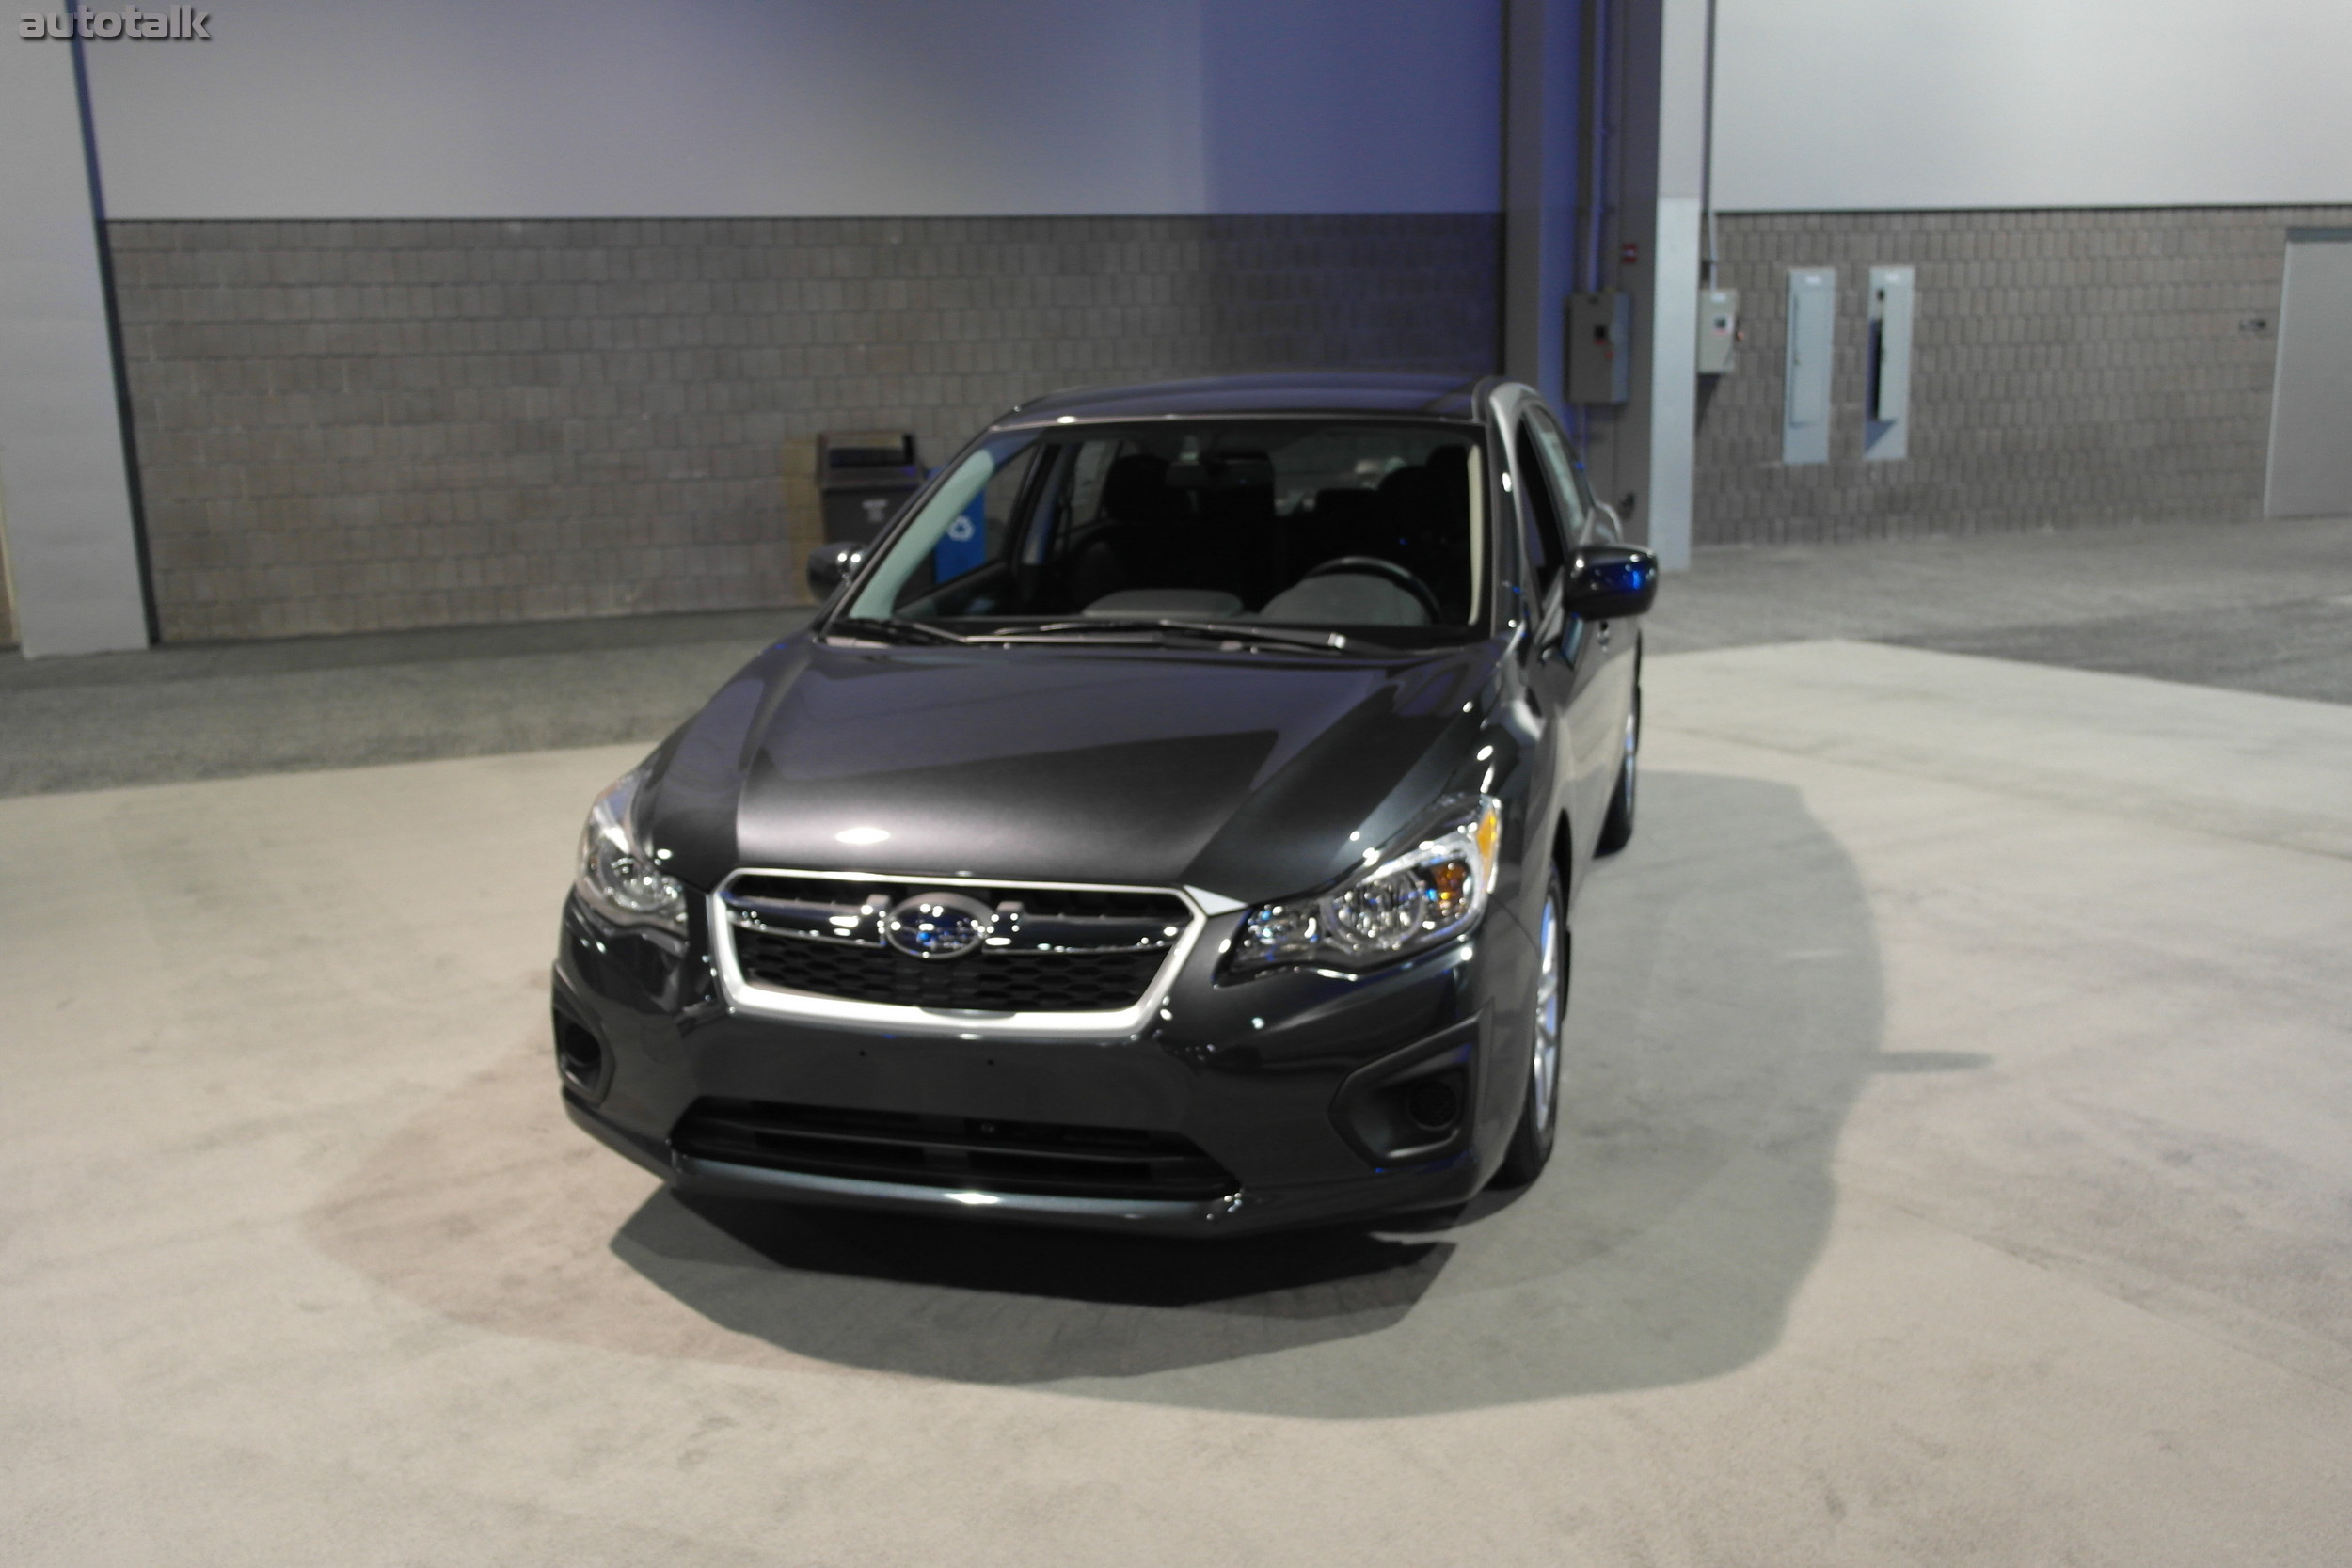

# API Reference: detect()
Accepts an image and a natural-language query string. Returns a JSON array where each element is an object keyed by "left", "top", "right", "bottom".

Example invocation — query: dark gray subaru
[{"left": 554, "top": 372, "right": 1656, "bottom": 1236}]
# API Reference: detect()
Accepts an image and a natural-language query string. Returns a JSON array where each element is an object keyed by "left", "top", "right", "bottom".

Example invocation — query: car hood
[{"left": 644, "top": 634, "right": 1499, "bottom": 905}]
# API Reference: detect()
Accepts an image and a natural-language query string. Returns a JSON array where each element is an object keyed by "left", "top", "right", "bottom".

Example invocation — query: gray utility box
[
  {"left": 818, "top": 432, "right": 924, "bottom": 546},
  {"left": 1865, "top": 266, "right": 1915, "bottom": 462},
  {"left": 1781, "top": 269, "right": 1836, "bottom": 466},
  {"left": 1568, "top": 291, "right": 1633, "bottom": 404},
  {"left": 1697, "top": 289, "right": 1740, "bottom": 374}
]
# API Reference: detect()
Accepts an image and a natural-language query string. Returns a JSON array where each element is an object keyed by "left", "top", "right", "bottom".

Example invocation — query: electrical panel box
[
  {"left": 1866, "top": 265, "right": 1915, "bottom": 461},
  {"left": 1696, "top": 289, "right": 1739, "bottom": 374},
  {"left": 1568, "top": 290, "right": 1632, "bottom": 404},
  {"left": 1781, "top": 268, "right": 1835, "bottom": 466}
]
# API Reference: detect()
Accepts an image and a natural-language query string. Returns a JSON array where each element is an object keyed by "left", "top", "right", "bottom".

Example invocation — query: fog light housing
[
  {"left": 1329, "top": 1018, "right": 1481, "bottom": 1168},
  {"left": 1406, "top": 1074, "right": 1462, "bottom": 1133},
  {"left": 553, "top": 1011, "right": 611, "bottom": 1101}
]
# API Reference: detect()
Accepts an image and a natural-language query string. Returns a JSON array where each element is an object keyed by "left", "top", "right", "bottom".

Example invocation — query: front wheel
[{"left": 1494, "top": 868, "right": 1567, "bottom": 1188}]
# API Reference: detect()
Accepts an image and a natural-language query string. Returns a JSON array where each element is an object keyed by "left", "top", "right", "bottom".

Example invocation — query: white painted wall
[
  {"left": 1713, "top": 0, "right": 2352, "bottom": 211},
  {"left": 0, "top": 43, "right": 150, "bottom": 657},
  {"left": 84, "top": 0, "right": 1502, "bottom": 218}
]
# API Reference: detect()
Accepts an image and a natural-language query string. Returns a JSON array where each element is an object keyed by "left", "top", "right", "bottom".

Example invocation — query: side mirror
[
  {"left": 805, "top": 541, "right": 865, "bottom": 598},
  {"left": 1565, "top": 545, "right": 1658, "bottom": 620}
]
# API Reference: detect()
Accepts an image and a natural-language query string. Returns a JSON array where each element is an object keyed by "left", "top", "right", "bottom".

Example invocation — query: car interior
[{"left": 872, "top": 421, "right": 1486, "bottom": 630}]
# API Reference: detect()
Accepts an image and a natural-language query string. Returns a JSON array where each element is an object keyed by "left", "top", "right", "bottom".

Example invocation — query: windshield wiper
[
  {"left": 977, "top": 618, "right": 1357, "bottom": 653},
  {"left": 823, "top": 615, "right": 974, "bottom": 647}
]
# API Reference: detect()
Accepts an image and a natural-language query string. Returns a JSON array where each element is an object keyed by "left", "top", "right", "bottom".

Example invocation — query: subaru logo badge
[{"left": 883, "top": 892, "right": 994, "bottom": 960}]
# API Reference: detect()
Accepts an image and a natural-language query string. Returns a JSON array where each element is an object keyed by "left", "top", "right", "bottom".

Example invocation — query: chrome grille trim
[
  {"left": 710, "top": 868, "right": 1210, "bottom": 1037},
  {"left": 721, "top": 874, "right": 1188, "bottom": 956}
]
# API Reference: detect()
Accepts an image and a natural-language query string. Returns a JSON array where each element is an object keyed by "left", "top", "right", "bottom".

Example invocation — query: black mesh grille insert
[
  {"left": 672, "top": 1098, "right": 1239, "bottom": 1202},
  {"left": 729, "top": 876, "right": 1188, "bottom": 924},
  {"left": 734, "top": 930, "right": 1168, "bottom": 1012}
]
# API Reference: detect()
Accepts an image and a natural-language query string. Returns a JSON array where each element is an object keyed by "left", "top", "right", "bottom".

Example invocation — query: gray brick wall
[
  {"left": 111, "top": 214, "right": 1501, "bottom": 641},
  {"left": 1694, "top": 205, "right": 2352, "bottom": 546}
]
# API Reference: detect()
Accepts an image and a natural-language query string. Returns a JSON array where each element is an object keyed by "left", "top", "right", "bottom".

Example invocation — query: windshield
[{"left": 839, "top": 420, "right": 1487, "bottom": 643}]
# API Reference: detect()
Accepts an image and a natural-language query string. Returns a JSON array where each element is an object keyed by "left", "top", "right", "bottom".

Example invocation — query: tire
[
  {"left": 1494, "top": 867, "right": 1567, "bottom": 1188},
  {"left": 1594, "top": 686, "right": 1640, "bottom": 856}
]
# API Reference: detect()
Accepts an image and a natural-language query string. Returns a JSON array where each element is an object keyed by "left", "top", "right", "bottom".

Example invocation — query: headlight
[
  {"left": 574, "top": 764, "right": 687, "bottom": 931},
  {"left": 1230, "top": 795, "right": 1502, "bottom": 976}
]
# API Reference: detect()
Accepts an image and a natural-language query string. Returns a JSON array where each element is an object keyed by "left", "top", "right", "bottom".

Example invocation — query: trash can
[{"left": 818, "top": 432, "right": 924, "bottom": 549}]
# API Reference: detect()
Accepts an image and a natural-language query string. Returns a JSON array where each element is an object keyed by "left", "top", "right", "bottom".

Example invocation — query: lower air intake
[{"left": 672, "top": 1098, "right": 1240, "bottom": 1203}]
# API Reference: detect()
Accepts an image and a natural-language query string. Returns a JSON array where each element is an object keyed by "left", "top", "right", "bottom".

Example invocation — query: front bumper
[{"left": 553, "top": 891, "right": 1541, "bottom": 1237}]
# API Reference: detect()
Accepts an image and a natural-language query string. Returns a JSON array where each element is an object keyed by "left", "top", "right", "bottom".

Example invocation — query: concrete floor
[
  {"left": 1645, "top": 513, "right": 2352, "bottom": 672},
  {"left": 0, "top": 607, "right": 812, "bottom": 797},
  {"left": 5, "top": 583, "right": 2350, "bottom": 1560}
]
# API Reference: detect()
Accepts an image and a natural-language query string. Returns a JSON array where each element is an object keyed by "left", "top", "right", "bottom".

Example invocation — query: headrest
[{"left": 1101, "top": 453, "right": 1171, "bottom": 520}]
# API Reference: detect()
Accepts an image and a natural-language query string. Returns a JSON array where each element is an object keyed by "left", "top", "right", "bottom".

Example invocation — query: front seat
[
  {"left": 1066, "top": 453, "right": 1183, "bottom": 607},
  {"left": 1379, "top": 444, "right": 1471, "bottom": 613}
]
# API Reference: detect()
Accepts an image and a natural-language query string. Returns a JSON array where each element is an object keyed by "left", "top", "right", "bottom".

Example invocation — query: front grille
[
  {"left": 730, "top": 875, "right": 1185, "bottom": 924},
  {"left": 734, "top": 933, "right": 1165, "bottom": 1011},
  {"left": 672, "top": 1098, "right": 1240, "bottom": 1201},
  {"left": 720, "top": 872, "right": 1195, "bottom": 1014}
]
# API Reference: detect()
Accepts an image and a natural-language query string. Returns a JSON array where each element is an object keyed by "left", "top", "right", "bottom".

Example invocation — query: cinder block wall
[
  {"left": 112, "top": 214, "right": 1500, "bottom": 641},
  {"left": 1693, "top": 205, "right": 2352, "bottom": 546}
]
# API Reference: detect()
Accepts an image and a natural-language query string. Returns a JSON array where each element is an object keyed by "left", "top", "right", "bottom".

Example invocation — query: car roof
[{"left": 995, "top": 372, "right": 1488, "bottom": 428}]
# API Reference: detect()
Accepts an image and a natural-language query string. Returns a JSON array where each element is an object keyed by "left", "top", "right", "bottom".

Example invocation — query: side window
[
  {"left": 1513, "top": 419, "right": 1570, "bottom": 589},
  {"left": 978, "top": 442, "right": 1038, "bottom": 556},
  {"left": 1017, "top": 443, "right": 1077, "bottom": 565},
  {"left": 1524, "top": 408, "right": 1592, "bottom": 544},
  {"left": 1067, "top": 438, "right": 1120, "bottom": 525},
  {"left": 1572, "top": 457, "right": 1616, "bottom": 543}
]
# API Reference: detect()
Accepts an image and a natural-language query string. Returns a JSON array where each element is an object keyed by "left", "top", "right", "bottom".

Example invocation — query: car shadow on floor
[
  {"left": 605, "top": 768, "right": 1893, "bottom": 1416},
  {"left": 612, "top": 1193, "right": 1459, "bottom": 1371}
]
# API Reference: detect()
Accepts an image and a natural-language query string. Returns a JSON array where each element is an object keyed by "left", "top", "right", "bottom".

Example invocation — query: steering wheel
[{"left": 1299, "top": 556, "right": 1442, "bottom": 622}]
